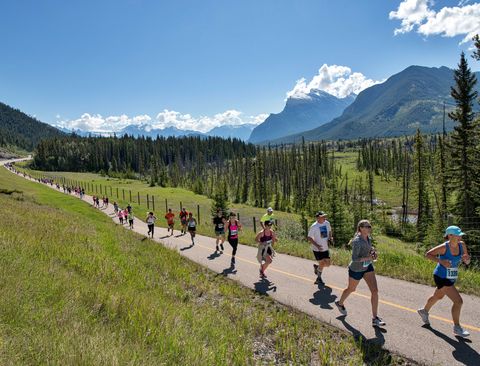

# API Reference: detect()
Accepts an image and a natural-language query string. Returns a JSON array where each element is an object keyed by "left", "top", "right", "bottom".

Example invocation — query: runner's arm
[
  {"left": 307, "top": 236, "right": 322, "bottom": 251},
  {"left": 460, "top": 241, "right": 471, "bottom": 265},
  {"left": 425, "top": 244, "right": 450, "bottom": 267}
]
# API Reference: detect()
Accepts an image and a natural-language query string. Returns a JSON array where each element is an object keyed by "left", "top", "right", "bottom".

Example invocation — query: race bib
[
  {"left": 320, "top": 226, "right": 328, "bottom": 238},
  {"left": 446, "top": 267, "right": 458, "bottom": 280},
  {"left": 362, "top": 260, "right": 372, "bottom": 268},
  {"left": 230, "top": 229, "right": 238, "bottom": 236},
  {"left": 217, "top": 223, "right": 224, "bottom": 229}
]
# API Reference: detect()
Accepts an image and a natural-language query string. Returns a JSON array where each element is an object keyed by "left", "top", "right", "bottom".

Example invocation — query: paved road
[{"left": 4, "top": 160, "right": 480, "bottom": 365}]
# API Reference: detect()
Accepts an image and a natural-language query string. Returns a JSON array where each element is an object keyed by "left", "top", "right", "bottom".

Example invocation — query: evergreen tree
[{"left": 447, "top": 52, "right": 480, "bottom": 223}]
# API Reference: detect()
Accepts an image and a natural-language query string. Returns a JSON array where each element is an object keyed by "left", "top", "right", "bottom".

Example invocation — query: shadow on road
[
  {"left": 336, "top": 315, "right": 391, "bottom": 364},
  {"left": 159, "top": 235, "right": 171, "bottom": 239},
  {"left": 180, "top": 243, "right": 194, "bottom": 251},
  {"left": 309, "top": 285, "right": 337, "bottom": 309},
  {"left": 218, "top": 266, "right": 237, "bottom": 276},
  {"left": 207, "top": 251, "right": 221, "bottom": 260},
  {"left": 422, "top": 325, "right": 479, "bottom": 365},
  {"left": 254, "top": 277, "right": 277, "bottom": 295}
]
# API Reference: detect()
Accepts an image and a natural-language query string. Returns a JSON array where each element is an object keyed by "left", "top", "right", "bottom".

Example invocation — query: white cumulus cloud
[
  {"left": 286, "top": 64, "right": 381, "bottom": 100},
  {"left": 53, "top": 110, "right": 267, "bottom": 134},
  {"left": 390, "top": 0, "right": 480, "bottom": 43}
]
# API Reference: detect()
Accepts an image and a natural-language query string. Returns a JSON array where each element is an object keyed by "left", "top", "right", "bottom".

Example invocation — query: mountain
[
  {"left": 248, "top": 90, "right": 355, "bottom": 144},
  {"left": 271, "top": 66, "right": 480, "bottom": 144},
  {"left": 119, "top": 124, "right": 202, "bottom": 138},
  {"left": 0, "top": 102, "right": 64, "bottom": 151},
  {"left": 207, "top": 123, "right": 257, "bottom": 140}
]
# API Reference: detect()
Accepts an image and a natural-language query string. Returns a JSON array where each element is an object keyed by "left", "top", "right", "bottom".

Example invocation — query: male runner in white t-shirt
[{"left": 307, "top": 211, "right": 333, "bottom": 285}]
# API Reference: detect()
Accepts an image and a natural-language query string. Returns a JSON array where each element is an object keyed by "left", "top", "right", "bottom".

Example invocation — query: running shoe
[
  {"left": 372, "top": 317, "right": 386, "bottom": 327},
  {"left": 453, "top": 325, "right": 470, "bottom": 338},
  {"left": 313, "top": 264, "right": 319, "bottom": 275},
  {"left": 417, "top": 308, "right": 430, "bottom": 325},
  {"left": 335, "top": 301, "right": 347, "bottom": 315}
]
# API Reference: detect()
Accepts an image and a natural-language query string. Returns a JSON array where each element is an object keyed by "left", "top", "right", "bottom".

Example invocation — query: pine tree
[{"left": 447, "top": 52, "right": 480, "bottom": 223}]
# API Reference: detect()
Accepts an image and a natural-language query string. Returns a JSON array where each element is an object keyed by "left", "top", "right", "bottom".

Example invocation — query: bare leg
[
  {"left": 338, "top": 276, "right": 360, "bottom": 305},
  {"left": 424, "top": 287, "right": 446, "bottom": 312},
  {"left": 363, "top": 271, "right": 379, "bottom": 318},
  {"left": 443, "top": 286, "right": 463, "bottom": 325}
]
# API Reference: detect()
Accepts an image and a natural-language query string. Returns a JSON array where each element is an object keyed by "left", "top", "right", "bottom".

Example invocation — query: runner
[
  {"left": 123, "top": 208, "right": 129, "bottom": 225},
  {"left": 118, "top": 208, "right": 124, "bottom": 224},
  {"left": 307, "top": 211, "right": 333, "bottom": 285},
  {"left": 335, "top": 219, "right": 386, "bottom": 327},
  {"left": 127, "top": 203, "right": 132, "bottom": 214},
  {"left": 179, "top": 208, "right": 188, "bottom": 235},
  {"left": 227, "top": 212, "right": 242, "bottom": 267},
  {"left": 417, "top": 226, "right": 471, "bottom": 337},
  {"left": 128, "top": 210, "right": 134, "bottom": 229},
  {"left": 146, "top": 211, "right": 157, "bottom": 238},
  {"left": 165, "top": 208, "right": 175, "bottom": 236},
  {"left": 255, "top": 220, "right": 277, "bottom": 278},
  {"left": 113, "top": 201, "right": 119, "bottom": 214},
  {"left": 213, "top": 208, "right": 226, "bottom": 252},
  {"left": 260, "top": 207, "right": 275, "bottom": 229},
  {"left": 187, "top": 212, "right": 197, "bottom": 245}
]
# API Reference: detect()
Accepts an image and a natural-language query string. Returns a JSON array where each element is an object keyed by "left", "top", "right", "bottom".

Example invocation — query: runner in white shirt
[{"left": 307, "top": 211, "right": 333, "bottom": 285}]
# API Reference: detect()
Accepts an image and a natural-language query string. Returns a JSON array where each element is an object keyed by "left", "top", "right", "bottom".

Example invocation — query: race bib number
[
  {"left": 446, "top": 267, "right": 458, "bottom": 280},
  {"left": 362, "top": 260, "right": 372, "bottom": 268},
  {"left": 217, "top": 223, "right": 224, "bottom": 229},
  {"left": 230, "top": 229, "right": 238, "bottom": 236}
]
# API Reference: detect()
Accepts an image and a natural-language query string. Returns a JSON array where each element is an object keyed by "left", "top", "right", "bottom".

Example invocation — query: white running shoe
[
  {"left": 417, "top": 308, "right": 430, "bottom": 325},
  {"left": 372, "top": 316, "right": 386, "bottom": 327},
  {"left": 453, "top": 325, "right": 470, "bottom": 338}
]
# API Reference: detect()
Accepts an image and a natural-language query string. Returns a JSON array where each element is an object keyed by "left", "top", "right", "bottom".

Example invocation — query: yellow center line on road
[
  {"left": 171, "top": 234, "right": 480, "bottom": 333},
  {"left": 8, "top": 169, "right": 480, "bottom": 334}
]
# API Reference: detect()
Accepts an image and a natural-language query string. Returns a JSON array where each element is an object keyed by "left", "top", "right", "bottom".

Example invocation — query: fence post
[
  {"left": 110, "top": 186, "right": 112, "bottom": 196},
  {"left": 197, "top": 204, "right": 200, "bottom": 223},
  {"left": 122, "top": 189, "right": 125, "bottom": 201},
  {"left": 253, "top": 217, "right": 256, "bottom": 233},
  {"left": 138, "top": 192, "right": 140, "bottom": 205},
  {"left": 129, "top": 190, "right": 132, "bottom": 202},
  {"left": 152, "top": 195, "right": 155, "bottom": 211},
  {"left": 180, "top": 201, "right": 182, "bottom": 211},
  {"left": 116, "top": 187, "right": 119, "bottom": 198},
  {"left": 165, "top": 198, "right": 168, "bottom": 213},
  {"left": 147, "top": 194, "right": 150, "bottom": 209},
  {"left": 304, "top": 219, "right": 308, "bottom": 238}
]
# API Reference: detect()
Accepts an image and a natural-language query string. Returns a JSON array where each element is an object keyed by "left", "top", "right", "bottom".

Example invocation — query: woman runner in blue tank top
[{"left": 417, "top": 226, "right": 471, "bottom": 338}]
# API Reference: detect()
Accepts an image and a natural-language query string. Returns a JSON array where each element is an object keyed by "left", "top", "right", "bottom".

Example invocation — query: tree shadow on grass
[
  {"left": 422, "top": 324, "right": 479, "bottom": 365},
  {"left": 309, "top": 286, "right": 337, "bottom": 310}
]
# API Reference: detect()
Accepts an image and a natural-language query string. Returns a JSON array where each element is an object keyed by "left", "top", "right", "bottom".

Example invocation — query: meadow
[{"left": 0, "top": 166, "right": 411, "bottom": 365}]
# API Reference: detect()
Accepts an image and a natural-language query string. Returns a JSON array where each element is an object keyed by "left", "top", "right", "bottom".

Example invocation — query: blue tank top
[{"left": 433, "top": 242, "right": 463, "bottom": 280}]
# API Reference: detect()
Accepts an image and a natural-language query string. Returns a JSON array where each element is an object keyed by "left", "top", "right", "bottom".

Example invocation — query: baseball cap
[
  {"left": 315, "top": 211, "right": 327, "bottom": 217},
  {"left": 445, "top": 226, "right": 465, "bottom": 236},
  {"left": 267, "top": 207, "right": 273, "bottom": 212}
]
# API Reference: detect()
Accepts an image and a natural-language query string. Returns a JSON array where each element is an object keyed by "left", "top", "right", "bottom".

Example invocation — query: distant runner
[
  {"left": 128, "top": 210, "right": 134, "bottom": 229},
  {"left": 179, "top": 208, "right": 188, "bottom": 235},
  {"left": 146, "top": 211, "right": 157, "bottom": 238},
  {"left": 417, "top": 226, "right": 471, "bottom": 338},
  {"left": 260, "top": 207, "right": 275, "bottom": 229},
  {"left": 213, "top": 208, "right": 226, "bottom": 252},
  {"left": 307, "top": 211, "right": 333, "bottom": 285},
  {"left": 255, "top": 220, "right": 277, "bottom": 278},
  {"left": 227, "top": 212, "right": 242, "bottom": 267},
  {"left": 187, "top": 212, "right": 197, "bottom": 245},
  {"left": 335, "top": 220, "right": 386, "bottom": 327},
  {"left": 165, "top": 208, "right": 175, "bottom": 236}
]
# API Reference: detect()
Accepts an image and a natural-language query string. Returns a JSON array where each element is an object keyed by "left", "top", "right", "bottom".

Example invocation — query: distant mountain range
[
  {"left": 58, "top": 122, "right": 258, "bottom": 141},
  {"left": 248, "top": 90, "right": 355, "bottom": 143},
  {"left": 266, "top": 66, "right": 480, "bottom": 144}
]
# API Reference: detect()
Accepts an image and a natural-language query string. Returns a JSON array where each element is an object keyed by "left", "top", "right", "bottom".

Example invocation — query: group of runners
[{"left": 4, "top": 162, "right": 474, "bottom": 339}]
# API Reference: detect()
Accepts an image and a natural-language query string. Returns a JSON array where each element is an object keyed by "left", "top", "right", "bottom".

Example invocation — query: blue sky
[{"left": 0, "top": 0, "right": 479, "bottom": 132}]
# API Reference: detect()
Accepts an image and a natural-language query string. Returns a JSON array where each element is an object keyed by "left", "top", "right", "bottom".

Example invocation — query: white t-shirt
[{"left": 308, "top": 221, "right": 331, "bottom": 252}]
